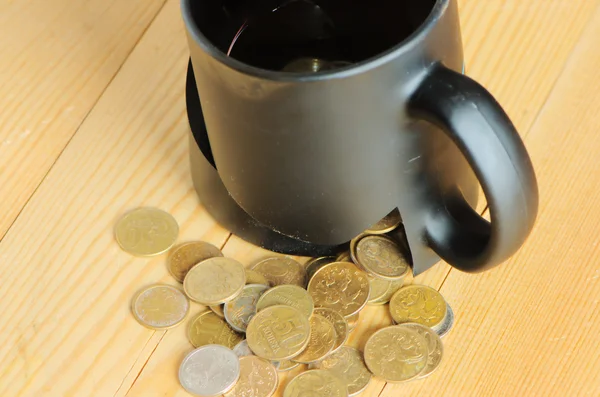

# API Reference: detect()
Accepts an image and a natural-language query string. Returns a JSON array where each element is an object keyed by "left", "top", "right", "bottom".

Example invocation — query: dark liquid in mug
[{"left": 191, "top": 0, "right": 436, "bottom": 72}]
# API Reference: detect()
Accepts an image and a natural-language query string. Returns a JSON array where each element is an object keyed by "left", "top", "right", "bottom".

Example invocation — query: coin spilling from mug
[{"left": 120, "top": 207, "right": 456, "bottom": 395}]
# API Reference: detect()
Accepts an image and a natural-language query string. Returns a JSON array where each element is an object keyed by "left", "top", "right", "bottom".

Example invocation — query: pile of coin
[{"left": 117, "top": 207, "right": 455, "bottom": 396}]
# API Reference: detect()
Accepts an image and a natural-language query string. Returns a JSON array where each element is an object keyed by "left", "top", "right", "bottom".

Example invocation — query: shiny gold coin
[
  {"left": 367, "top": 276, "right": 405, "bottom": 305},
  {"left": 292, "top": 314, "right": 336, "bottom": 364},
  {"left": 252, "top": 257, "right": 307, "bottom": 287},
  {"left": 246, "top": 305, "right": 311, "bottom": 361},
  {"left": 210, "top": 304, "right": 225, "bottom": 318},
  {"left": 276, "top": 360, "right": 300, "bottom": 372},
  {"left": 183, "top": 257, "right": 246, "bottom": 305},
  {"left": 256, "top": 285, "right": 314, "bottom": 318},
  {"left": 389, "top": 285, "right": 447, "bottom": 329},
  {"left": 313, "top": 308, "right": 348, "bottom": 353},
  {"left": 346, "top": 313, "right": 360, "bottom": 331},
  {"left": 364, "top": 325, "right": 429, "bottom": 383},
  {"left": 187, "top": 311, "right": 243, "bottom": 349},
  {"left": 401, "top": 323, "right": 444, "bottom": 378},
  {"left": 305, "top": 257, "right": 336, "bottom": 280},
  {"left": 310, "top": 347, "right": 371, "bottom": 396},
  {"left": 352, "top": 234, "right": 410, "bottom": 280},
  {"left": 168, "top": 241, "right": 223, "bottom": 282},
  {"left": 245, "top": 269, "right": 270, "bottom": 286},
  {"left": 115, "top": 207, "right": 179, "bottom": 256},
  {"left": 283, "top": 369, "right": 348, "bottom": 397},
  {"left": 224, "top": 356, "right": 279, "bottom": 397},
  {"left": 131, "top": 284, "right": 189, "bottom": 330},
  {"left": 224, "top": 284, "right": 269, "bottom": 333},
  {"left": 336, "top": 251, "right": 352, "bottom": 262},
  {"left": 307, "top": 262, "right": 370, "bottom": 317},
  {"left": 364, "top": 208, "right": 402, "bottom": 234}
]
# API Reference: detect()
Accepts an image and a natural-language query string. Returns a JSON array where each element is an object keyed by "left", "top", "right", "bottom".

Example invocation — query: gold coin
[
  {"left": 365, "top": 208, "right": 402, "bottom": 234},
  {"left": 131, "top": 284, "right": 189, "bottom": 330},
  {"left": 305, "top": 257, "right": 336, "bottom": 280},
  {"left": 224, "top": 284, "right": 269, "bottom": 332},
  {"left": 210, "top": 304, "right": 225, "bottom": 318},
  {"left": 168, "top": 241, "right": 223, "bottom": 282},
  {"left": 307, "top": 262, "right": 370, "bottom": 317},
  {"left": 389, "top": 285, "right": 447, "bottom": 329},
  {"left": 256, "top": 285, "right": 314, "bottom": 318},
  {"left": 187, "top": 311, "right": 243, "bottom": 348},
  {"left": 183, "top": 257, "right": 246, "bottom": 305},
  {"left": 246, "top": 269, "right": 270, "bottom": 286},
  {"left": 224, "top": 356, "right": 279, "bottom": 397},
  {"left": 352, "top": 234, "right": 409, "bottom": 280},
  {"left": 310, "top": 347, "right": 371, "bottom": 396},
  {"left": 252, "top": 257, "right": 307, "bottom": 287},
  {"left": 246, "top": 305, "right": 311, "bottom": 361},
  {"left": 364, "top": 325, "right": 428, "bottom": 382},
  {"left": 336, "top": 251, "right": 352, "bottom": 262},
  {"left": 346, "top": 313, "right": 360, "bottom": 331},
  {"left": 367, "top": 276, "right": 405, "bottom": 305},
  {"left": 313, "top": 308, "right": 348, "bottom": 354},
  {"left": 292, "top": 314, "right": 336, "bottom": 364},
  {"left": 401, "top": 323, "right": 444, "bottom": 378},
  {"left": 276, "top": 360, "right": 300, "bottom": 372},
  {"left": 115, "top": 207, "right": 179, "bottom": 256},
  {"left": 283, "top": 369, "right": 348, "bottom": 397}
]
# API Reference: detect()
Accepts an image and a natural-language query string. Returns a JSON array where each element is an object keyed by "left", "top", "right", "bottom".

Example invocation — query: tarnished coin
[
  {"left": 283, "top": 369, "right": 348, "bottom": 397},
  {"left": 437, "top": 302, "right": 455, "bottom": 338},
  {"left": 305, "top": 257, "right": 336, "bottom": 280},
  {"left": 352, "top": 234, "right": 409, "bottom": 280},
  {"left": 179, "top": 345, "right": 240, "bottom": 396},
  {"left": 310, "top": 347, "right": 371, "bottom": 396},
  {"left": 184, "top": 257, "right": 246, "bottom": 305},
  {"left": 131, "top": 284, "right": 189, "bottom": 330},
  {"left": 245, "top": 269, "right": 270, "bottom": 286},
  {"left": 252, "top": 257, "right": 307, "bottom": 287},
  {"left": 225, "top": 284, "right": 269, "bottom": 332},
  {"left": 224, "top": 356, "right": 279, "bottom": 397},
  {"left": 364, "top": 325, "right": 428, "bottom": 383},
  {"left": 401, "top": 323, "right": 444, "bottom": 378},
  {"left": 276, "top": 360, "right": 300, "bottom": 372},
  {"left": 246, "top": 305, "right": 311, "bottom": 361},
  {"left": 292, "top": 314, "right": 336, "bottom": 364},
  {"left": 256, "top": 285, "right": 314, "bottom": 318},
  {"left": 313, "top": 308, "right": 348, "bottom": 354},
  {"left": 336, "top": 251, "right": 352, "bottom": 262},
  {"left": 188, "top": 311, "right": 243, "bottom": 349},
  {"left": 389, "top": 285, "right": 447, "bottom": 329},
  {"left": 115, "top": 207, "right": 179, "bottom": 256},
  {"left": 367, "top": 276, "right": 404, "bottom": 305},
  {"left": 307, "top": 262, "right": 370, "bottom": 317},
  {"left": 168, "top": 241, "right": 223, "bottom": 282},
  {"left": 233, "top": 340, "right": 254, "bottom": 357},
  {"left": 346, "top": 313, "right": 360, "bottom": 331},
  {"left": 210, "top": 304, "right": 225, "bottom": 318},
  {"left": 365, "top": 208, "right": 402, "bottom": 234}
]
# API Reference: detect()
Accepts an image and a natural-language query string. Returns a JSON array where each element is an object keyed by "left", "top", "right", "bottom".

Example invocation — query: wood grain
[
  {"left": 0, "top": 0, "right": 599, "bottom": 396},
  {"left": 0, "top": 1, "right": 230, "bottom": 396},
  {"left": 0, "top": 0, "right": 166, "bottom": 241}
]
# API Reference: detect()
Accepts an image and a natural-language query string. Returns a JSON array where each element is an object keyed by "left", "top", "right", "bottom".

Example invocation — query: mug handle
[{"left": 409, "top": 64, "right": 539, "bottom": 273}]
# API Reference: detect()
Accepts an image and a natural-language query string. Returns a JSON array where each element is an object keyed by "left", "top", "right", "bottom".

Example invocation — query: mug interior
[{"left": 187, "top": 0, "right": 438, "bottom": 71}]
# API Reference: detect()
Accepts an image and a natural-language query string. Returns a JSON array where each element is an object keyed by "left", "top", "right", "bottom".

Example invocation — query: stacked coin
[{"left": 119, "top": 207, "right": 456, "bottom": 396}]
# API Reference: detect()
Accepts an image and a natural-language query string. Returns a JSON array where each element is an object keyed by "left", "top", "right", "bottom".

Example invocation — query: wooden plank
[
  {"left": 0, "top": 1, "right": 230, "bottom": 396},
  {"left": 380, "top": 5, "right": 600, "bottom": 397},
  {"left": 0, "top": 0, "right": 165, "bottom": 240}
]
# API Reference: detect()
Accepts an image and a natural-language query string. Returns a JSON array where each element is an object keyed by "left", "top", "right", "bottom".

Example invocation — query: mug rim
[{"left": 181, "top": 0, "right": 447, "bottom": 81}]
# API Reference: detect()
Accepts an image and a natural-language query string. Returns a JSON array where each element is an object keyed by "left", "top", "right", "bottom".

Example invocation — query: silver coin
[
  {"left": 233, "top": 340, "right": 254, "bottom": 357},
  {"left": 436, "top": 302, "right": 455, "bottom": 338},
  {"left": 224, "top": 284, "right": 269, "bottom": 333},
  {"left": 178, "top": 345, "right": 240, "bottom": 396}
]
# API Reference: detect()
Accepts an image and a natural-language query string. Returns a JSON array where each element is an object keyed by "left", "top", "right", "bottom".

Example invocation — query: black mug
[{"left": 181, "top": 0, "right": 538, "bottom": 273}]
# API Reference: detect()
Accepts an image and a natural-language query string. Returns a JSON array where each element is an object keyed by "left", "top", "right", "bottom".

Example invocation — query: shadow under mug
[{"left": 181, "top": 0, "right": 539, "bottom": 274}]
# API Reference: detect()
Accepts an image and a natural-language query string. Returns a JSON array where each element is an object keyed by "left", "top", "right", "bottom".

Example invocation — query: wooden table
[{"left": 1, "top": 0, "right": 599, "bottom": 395}]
